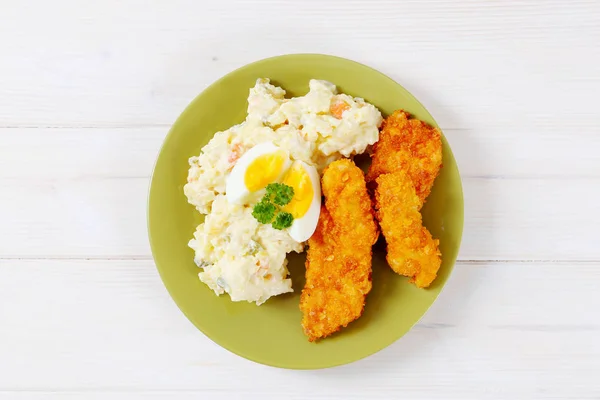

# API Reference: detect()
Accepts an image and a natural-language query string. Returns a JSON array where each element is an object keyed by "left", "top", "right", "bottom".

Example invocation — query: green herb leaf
[
  {"left": 266, "top": 183, "right": 295, "bottom": 206},
  {"left": 252, "top": 200, "right": 276, "bottom": 224},
  {"left": 272, "top": 211, "right": 294, "bottom": 230},
  {"left": 265, "top": 183, "right": 278, "bottom": 197}
]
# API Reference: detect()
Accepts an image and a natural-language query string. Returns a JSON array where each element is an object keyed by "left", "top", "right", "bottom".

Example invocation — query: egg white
[
  {"left": 286, "top": 161, "right": 321, "bottom": 243},
  {"left": 225, "top": 142, "right": 292, "bottom": 205}
]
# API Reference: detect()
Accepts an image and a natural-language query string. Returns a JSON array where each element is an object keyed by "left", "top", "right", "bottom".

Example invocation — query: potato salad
[{"left": 184, "top": 78, "right": 382, "bottom": 305}]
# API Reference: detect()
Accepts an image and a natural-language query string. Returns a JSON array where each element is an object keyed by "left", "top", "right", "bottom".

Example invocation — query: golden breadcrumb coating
[
  {"left": 300, "top": 159, "right": 378, "bottom": 341},
  {"left": 374, "top": 171, "right": 441, "bottom": 288},
  {"left": 366, "top": 110, "right": 443, "bottom": 202}
]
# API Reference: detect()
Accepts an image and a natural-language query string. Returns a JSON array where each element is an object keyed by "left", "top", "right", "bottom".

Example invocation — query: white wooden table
[{"left": 1, "top": 1, "right": 599, "bottom": 398}]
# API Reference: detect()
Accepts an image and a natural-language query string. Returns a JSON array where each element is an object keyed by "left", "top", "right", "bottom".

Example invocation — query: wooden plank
[
  {"left": 1, "top": 174, "right": 599, "bottom": 260},
  {"left": 0, "top": 178, "right": 600, "bottom": 260},
  {"left": 0, "top": 128, "right": 599, "bottom": 260},
  {"left": 462, "top": 177, "right": 600, "bottom": 260},
  {"left": 0, "top": 1, "right": 598, "bottom": 129},
  {"left": 0, "top": 129, "right": 165, "bottom": 181},
  {"left": 0, "top": 259, "right": 598, "bottom": 398},
  {"left": 1, "top": 126, "right": 599, "bottom": 180}
]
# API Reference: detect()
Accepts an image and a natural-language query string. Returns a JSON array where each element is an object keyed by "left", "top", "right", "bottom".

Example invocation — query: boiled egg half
[
  {"left": 225, "top": 142, "right": 321, "bottom": 243},
  {"left": 226, "top": 142, "right": 292, "bottom": 205},
  {"left": 281, "top": 160, "right": 321, "bottom": 243}
]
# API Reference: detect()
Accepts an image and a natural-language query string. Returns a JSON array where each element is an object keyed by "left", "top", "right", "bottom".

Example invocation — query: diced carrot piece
[
  {"left": 227, "top": 143, "right": 243, "bottom": 164},
  {"left": 330, "top": 101, "right": 350, "bottom": 119}
]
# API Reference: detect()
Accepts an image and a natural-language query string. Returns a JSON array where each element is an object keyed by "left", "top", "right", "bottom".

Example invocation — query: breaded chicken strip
[
  {"left": 366, "top": 110, "right": 442, "bottom": 202},
  {"left": 374, "top": 171, "right": 441, "bottom": 288},
  {"left": 300, "top": 159, "right": 378, "bottom": 342}
]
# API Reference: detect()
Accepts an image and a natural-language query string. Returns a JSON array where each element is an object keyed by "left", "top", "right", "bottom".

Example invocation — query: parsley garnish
[
  {"left": 252, "top": 200, "right": 276, "bottom": 224},
  {"left": 252, "top": 183, "right": 295, "bottom": 230},
  {"left": 272, "top": 212, "right": 294, "bottom": 230},
  {"left": 266, "top": 183, "right": 294, "bottom": 206}
]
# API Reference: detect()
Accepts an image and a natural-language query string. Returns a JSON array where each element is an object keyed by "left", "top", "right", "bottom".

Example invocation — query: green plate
[{"left": 148, "top": 54, "right": 464, "bottom": 369}]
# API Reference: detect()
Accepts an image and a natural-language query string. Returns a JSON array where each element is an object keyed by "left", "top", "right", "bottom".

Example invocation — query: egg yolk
[
  {"left": 244, "top": 151, "right": 288, "bottom": 192},
  {"left": 282, "top": 164, "right": 314, "bottom": 219}
]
